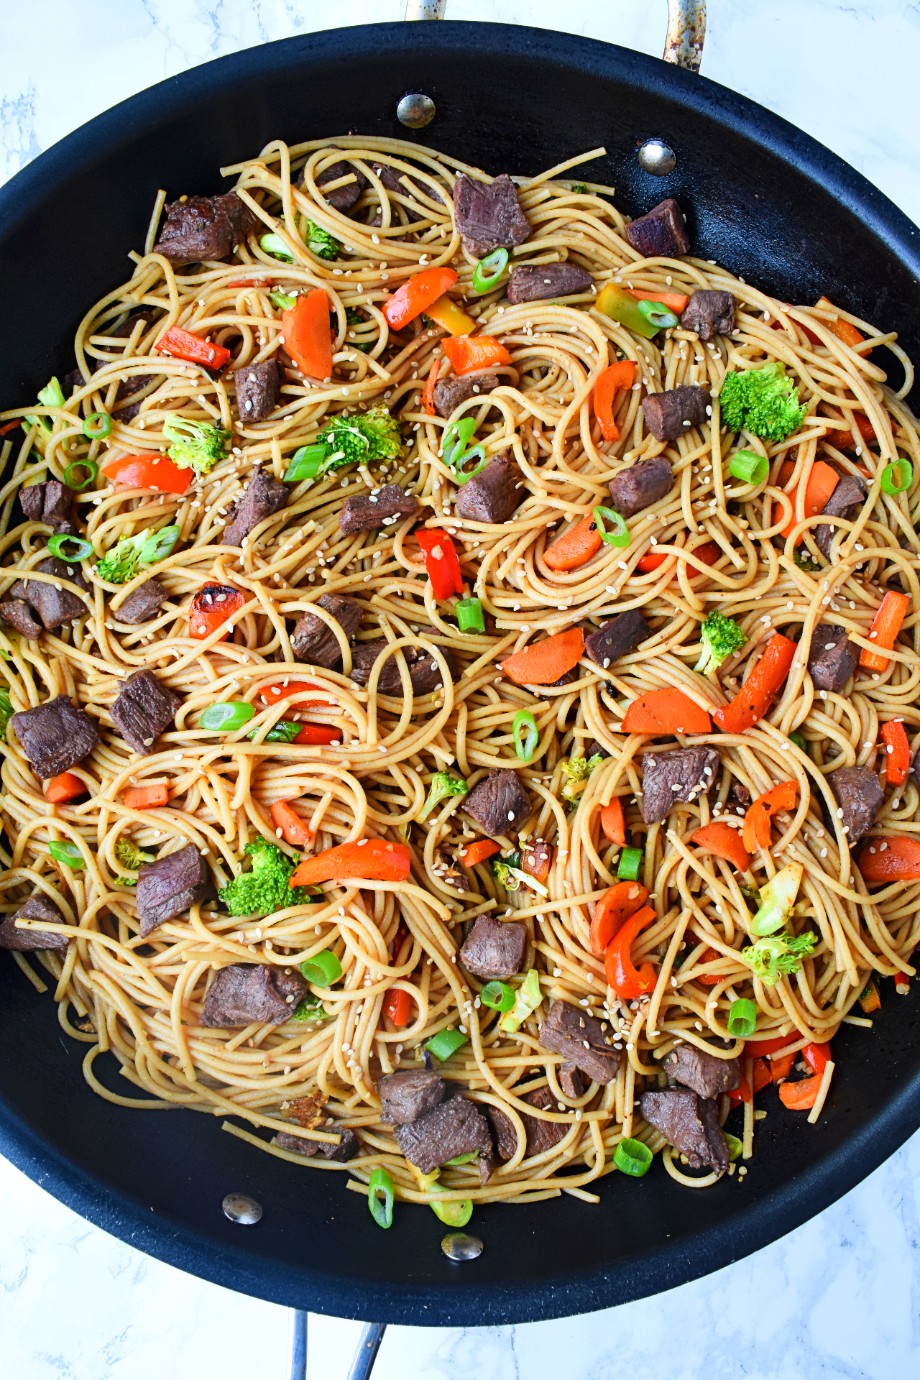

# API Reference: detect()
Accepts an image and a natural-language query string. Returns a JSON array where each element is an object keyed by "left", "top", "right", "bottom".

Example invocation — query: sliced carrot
[
  {"left": 741, "top": 780, "right": 799, "bottom": 853},
  {"left": 588, "top": 880, "right": 649, "bottom": 955},
  {"left": 881, "top": 720, "right": 910, "bottom": 787},
  {"left": 621, "top": 688, "right": 712, "bottom": 736},
  {"left": 600, "top": 799, "right": 626, "bottom": 846},
  {"left": 442, "top": 334, "right": 511, "bottom": 375},
  {"left": 626, "top": 288, "right": 689, "bottom": 313},
  {"left": 859, "top": 590, "right": 910, "bottom": 672},
  {"left": 769, "top": 1052, "right": 796, "bottom": 1083},
  {"left": 824, "top": 413, "right": 876, "bottom": 450},
  {"left": 44, "top": 772, "right": 88, "bottom": 804},
  {"left": 593, "top": 360, "right": 636, "bottom": 442},
  {"left": 857, "top": 836, "right": 920, "bottom": 884},
  {"left": 384, "top": 267, "right": 459, "bottom": 331},
  {"left": 713, "top": 633, "right": 797, "bottom": 735},
  {"left": 777, "top": 458, "right": 840, "bottom": 542},
  {"left": 270, "top": 800, "right": 315, "bottom": 847},
  {"left": 289, "top": 838, "right": 411, "bottom": 887},
  {"left": 422, "top": 359, "right": 439, "bottom": 417},
  {"left": 522, "top": 839, "right": 553, "bottom": 884},
  {"left": 815, "top": 297, "right": 866, "bottom": 350},
  {"left": 121, "top": 784, "right": 169, "bottom": 811},
  {"left": 544, "top": 514, "right": 603, "bottom": 572},
  {"left": 458, "top": 838, "right": 501, "bottom": 868},
  {"left": 728, "top": 1058, "right": 772, "bottom": 1104},
  {"left": 500, "top": 628, "right": 585, "bottom": 686},
  {"left": 282, "top": 289, "right": 333, "bottom": 380},
  {"left": 688, "top": 821, "right": 751, "bottom": 872},
  {"left": 779, "top": 1075, "right": 822, "bottom": 1110},
  {"left": 0, "top": 419, "right": 23, "bottom": 436}
]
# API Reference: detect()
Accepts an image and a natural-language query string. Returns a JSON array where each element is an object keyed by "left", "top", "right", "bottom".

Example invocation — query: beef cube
[
  {"left": 558, "top": 1062, "right": 587, "bottom": 1099},
  {"left": 680, "top": 290, "right": 735, "bottom": 342},
  {"left": 110, "top": 669, "right": 181, "bottom": 754},
  {"left": 641, "top": 747, "right": 721, "bottom": 825},
  {"left": 10, "top": 556, "right": 87, "bottom": 631},
  {"left": 291, "top": 593, "right": 364, "bottom": 669},
  {"left": 608, "top": 455, "right": 674, "bottom": 518},
  {"left": 136, "top": 842, "right": 213, "bottom": 937},
  {"left": 0, "top": 600, "right": 42, "bottom": 639},
  {"left": 506, "top": 262, "right": 594, "bottom": 304},
  {"left": 485, "top": 1104, "right": 519, "bottom": 1162},
  {"left": 0, "top": 893, "right": 69, "bottom": 951},
  {"left": 807, "top": 623, "right": 858, "bottom": 692},
  {"left": 19, "top": 480, "right": 75, "bottom": 533},
  {"left": 339, "top": 484, "right": 419, "bottom": 535},
  {"left": 115, "top": 578, "right": 168, "bottom": 625},
  {"left": 828, "top": 766, "right": 884, "bottom": 842},
  {"left": 453, "top": 173, "right": 531, "bottom": 259},
  {"left": 662, "top": 1040, "right": 740, "bottom": 1097},
  {"left": 624, "top": 199, "right": 690, "bottom": 258},
  {"left": 432, "top": 372, "right": 501, "bottom": 418},
  {"left": 521, "top": 1085, "right": 568, "bottom": 1156},
  {"left": 642, "top": 386, "right": 711, "bottom": 442},
  {"left": 349, "top": 639, "right": 456, "bottom": 695},
  {"left": 275, "top": 1128, "right": 359, "bottom": 1161},
  {"left": 378, "top": 1069, "right": 449, "bottom": 1125},
  {"left": 154, "top": 191, "right": 255, "bottom": 266},
  {"left": 584, "top": 608, "right": 651, "bottom": 669},
  {"left": 463, "top": 768, "right": 532, "bottom": 837},
  {"left": 639, "top": 1087, "right": 729, "bottom": 1172},
  {"left": 538, "top": 999, "right": 621, "bottom": 1086},
  {"left": 315, "top": 160, "right": 368, "bottom": 213},
  {"left": 201, "top": 963, "right": 308, "bottom": 1027},
  {"left": 815, "top": 473, "right": 868, "bottom": 557},
  {"left": 394, "top": 1095, "right": 492, "bottom": 1173},
  {"left": 223, "top": 465, "right": 288, "bottom": 546},
  {"left": 459, "top": 916, "right": 527, "bottom": 980},
  {"left": 455, "top": 454, "right": 522, "bottom": 524},
  {"left": 10, "top": 695, "right": 98, "bottom": 778},
  {"left": 233, "top": 359, "right": 281, "bottom": 422}
]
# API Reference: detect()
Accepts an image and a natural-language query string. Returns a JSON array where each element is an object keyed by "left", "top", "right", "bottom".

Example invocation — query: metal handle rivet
[
  {"left": 637, "top": 138, "right": 677, "bottom": 176},
  {"left": 441, "top": 1231, "right": 484, "bottom": 1261},
  {"left": 222, "top": 1192, "right": 263, "bottom": 1225},
  {"left": 397, "top": 93, "right": 437, "bottom": 129}
]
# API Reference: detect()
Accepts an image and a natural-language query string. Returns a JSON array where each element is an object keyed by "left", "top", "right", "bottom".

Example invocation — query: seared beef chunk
[
  {"left": 506, "top": 262, "right": 594, "bottom": 304},
  {"left": 110, "top": 669, "right": 181, "bottom": 754},
  {"left": 727, "top": 780, "right": 751, "bottom": 812},
  {"left": 641, "top": 747, "right": 721, "bottom": 825},
  {"left": 0, "top": 599, "right": 42, "bottom": 639},
  {"left": 662, "top": 1040, "right": 740, "bottom": 1098},
  {"left": 815, "top": 473, "right": 868, "bottom": 557},
  {"left": 521, "top": 1085, "right": 567, "bottom": 1156},
  {"left": 0, "top": 893, "right": 69, "bottom": 951},
  {"left": 463, "top": 768, "right": 532, "bottom": 837},
  {"left": 349, "top": 638, "right": 456, "bottom": 695},
  {"left": 624, "top": 199, "right": 689, "bottom": 258},
  {"left": 233, "top": 360, "right": 281, "bottom": 422},
  {"left": 10, "top": 695, "right": 98, "bottom": 778},
  {"left": 223, "top": 465, "right": 288, "bottom": 546},
  {"left": 291, "top": 593, "right": 364, "bottom": 669},
  {"left": 315, "top": 160, "right": 368, "bottom": 212},
  {"left": 807, "top": 623, "right": 858, "bottom": 692},
  {"left": 10, "top": 556, "right": 87, "bottom": 631},
  {"left": 432, "top": 372, "right": 501, "bottom": 418},
  {"left": 453, "top": 173, "right": 531, "bottom": 259},
  {"left": 538, "top": 1000, "right": 621, "bottom": 1086},
  {"left": 584, "top": 608, "right": 651, "bottom": 669},
  {"left": 394, "top": 1095, "right": 492, "bottom": 1173},
  {"left": 485, "top": 1104, "right": 519, "bottom": 1161},
  {"left": 681, "top": 290, "right": 735, "bottom": 341},
  {"left": 455, "top": 454, "right": 522, "bottom": 524},
  {"left": 640, "top": 1087, "right": 729, "bottom": 1172},
  {"left": 642, "top": 386, "right": 711, "bottom": 443},
  {"left": 154, "top": 192, "right": 255, "bottom": 266},
  {"left": 339, "top": 484, "right": 418, "bottom": 535},
  {"left": 608, "top": 455, "right": 674, "bottom": 517},
  {"left": 378, "top": 1069, "right": 449, "bottom": 1125},
  {"left": 459, "top": 916, "right": 527, "bottom": 980},
  {"left": 19, "top": 480, "right": 75, "bottom": 533},
  {"left": 201, "top": 962, "right": 308, "bottom": 1027},
  {"left": 558, "top": 1062, "right": 587, "bottom": 1099},
  {"left": 136, "top": 843, "right": 212, "bottom": 937},
  {"left": 828, "top": 766, "right": 884, "bottom": 842},
  {"left": 275, "top": 1128, "right": 359, "bottom": 1161},
  {"left": 115, "top": 578, "right": 168, "bottom": 625}
]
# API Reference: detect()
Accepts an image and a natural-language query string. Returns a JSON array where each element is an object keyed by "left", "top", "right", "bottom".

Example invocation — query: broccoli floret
[
  {"left": 164, "top": 415, "right": 231, "bottom": 473},
  {"left": 492, "top": 854, "right": 549, "bottom": 898},
  {"left": 695, "top": 610, "right": 747, "bottom": 675},
  {"left": 561, "top": 752, "right": 605, "bottom": 803},
  {"left": 719, "top": 363, "right": 807, "bottom": 442},
  {"left": 219, "top": 837, "right": 310, "bottom": 916},
  {"left": 96, "top": 524, "right": 179, "bottom": 585},
  {"left": 291, "top": 995, "right": 331, "bottom": 1022},
  {"left": 0, "top": 687, "right": 12, "bottom": 743},
  {"left": 114, "top": 837, "right": 156, "bottom": 872},
  {"left": 306, "top": 220, "right": 340, "bottom": 260},
  {"left": 314, "top": 406, "right": 403, "bottom": 473},
  {"left": 418, "top": 771, "right": 468, "bottom": 821},
  {"left": 24, "top": 376, "right": 66, "bottom": 432},
  {"left": 740, "top": 929, "right": 817, "bottom": 986}
]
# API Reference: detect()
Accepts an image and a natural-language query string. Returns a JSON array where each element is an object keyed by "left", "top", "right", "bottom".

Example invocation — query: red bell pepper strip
[
  {"left": 442, "top": 335, "right": 511, "bottom": 375},
  {"left": 621, "top": 688, "right": 712, "bottom": 736},
  {"left": 188, "top": 583, "right": 246, "bottom": 639},
  {"left": 603, "top": 904, "right": 657, "bottom": 998},
  {"left": 588, "top": 881, "right": 649, "bottom": 955},
  {"left": 741, "top": 780, "right": 799, "bottom": 853},
  {"left": 636, "top": 540, "right": 720, "bottom": 575},
  {"left": 422, "top": 359, "right": 440, "bottom": 417},
  {"left": 859, "top": 591, "right": 910, "bottom": 673},
  {"left": 282, "top": 289, "right": 333, "bottom": 380},
  {"left": 880, "top": 720, "right": 910, "bottom": 786},
  {"left": 384, "top": 988, "right": 412, "bottom": 1028},
  {"left": 156, "top": 325, "right": 231, "bottom": 370},
  {"left": 258, "top": 680, "right": 331, "bottom": 709},
  {"left": 416, "top": 528, "right": 463, "bottom": 599},
  {"left": 294, "top": 723, "right": 343, "bottom": 745},
  {"left": 102, "top": 453, "right": 193, "bottom": 495},
  {"left": 289, "top": 838, "right": 411, "bottom": 887},
  {"left": 728, "top": 1058, "right": 772, "bottom": 1104},
  {"left": 384, "top": 267, "right": 458, "bottom": 330},
  {"left": 713, "top": 633, "right": 797, "bottom": 734},
  {"left": 858, "top": 836, "right": 920, "bottom": 884},
  {"left": 593, "top": 360, "right": 636, "bottom": 442},
  {"left": 803, "top": 1041, "right": 831, "bottom": 1076}
]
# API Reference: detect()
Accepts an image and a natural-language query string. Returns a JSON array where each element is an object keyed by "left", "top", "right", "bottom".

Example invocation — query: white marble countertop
[{"left": 1, "top": 2, "right": 919, "bottom": 1376}]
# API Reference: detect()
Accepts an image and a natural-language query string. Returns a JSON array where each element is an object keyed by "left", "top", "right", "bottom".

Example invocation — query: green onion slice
[
  {"left": 727, "top": 997, "right": 758, "bottom": 1038},
  {"left": 471, "top": 248, "right": 510, "bottom": 295},
  {"left": 82, "top": 411, "right": 112, "bottom": 440},
  {"left": 724, "top": 1132, "right": 744, "bottom": 1163},
  {"left": 139, "top": 525, "right": 180, "bottom": 563},
  {"left": 456, "top": 597, "right": 485, "bottom": 634},
  {"left": 479, "top": 980, "right": 516, "bottom": 1013},
  {"left": 63, "top": 459, "right": 98, "bottom": 491},
  {"left": 299, "top": 950, "right": 343, "bottom": 986},
  {"left": 441, "top": 417, "right": 477, "bottom": 468},
  {"left": 617, "top": 846, "right": 643, "bottom": 881},
  {"left": 199, "top": 701, "right": 256, "bottom": 732},
  {"left": 613, "top": 1137, "right": 653, "bottom": 1177},
  {"left": 367, "top": 1167, "right": 395, "bottom": 1229},
  {"left": 880, "top": 457, "right": 913, "bottom": 495},
  {"left": 444, "top": 1151, "right": 479, "bottom": 1166},
  {"left": 512, "top": 709, "right": 539, "bottom": 763},
  {"left": 728, "top": 449, "right": 769, "bottom": 485},
  {"left": 636, "top": 300, "right": 679, "bottom": 330},
  {"left": 269, "top": 290, "right": 297, "bottom": 311},
  {"left": 452, "top": 445, "right": 487, "bottom": 484},
  {"left": 259, "top": 232, "right": 295, "bottom": 262},
  {"left": 47, "top": 534, "right": 93, "bottom": 562},
  {"left": 592, "top": 505, "right": 631, "bottom": 548},
  {"left": 284, "top": 444, "right": 330, "bottom": 483},
  {"left": 789, "top": 730, "right": 807, "bottom": 751},
  {"left": 425, "top": 1027, "right": 468, "bottom": 1061},
  {"left": 430, "top": 1198, "right": 473, "bottom": 1227},
  {"left": 48, "top": 839, "right": 85, "bottom": 870}
]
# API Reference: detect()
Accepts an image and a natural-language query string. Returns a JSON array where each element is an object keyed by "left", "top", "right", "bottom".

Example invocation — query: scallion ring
[
  {"left": 82, "top": 411, "right": 111, "bottom": 440},
  {"left": 455, "top": 597, "right": 485, "bottom": 634},
  {"left": 430, "top": 1198, "right": 473, "bottom": 1227},
  {"left": 471, "top": 248, "right": 510, "bottom": 295},
  {"left": 199, "top": 701, "right": 256, "bottom": 732},
  {"left": 617, "top": 846, "right": 643, "bottom": 881},
  {"left": 441, "top": 417, "right": 477, "bottom": 468},
  {"left": 724, "top": 1132, "right": 744, "bottom": 1163},
  {"left": 452, "top": 444, "right": 487, "bottom": 484},
  {"left": 48, "top": 840, "right": 85, "bottom": 871},
  {"left": 47, "top": 534, "right": 93, "bottom": 562},
  {"left": 880, "top": 457, "right": 913, "bottom": 495},
  {"left": 727, "top": 997, "right": 758, "bottom": 1038},
  {"left": 367, "top": 1168, "right": 395, "bottom": 1229},
  {"left": 592, "top": 505, "right": 631, "bottom": 548},
  {"left": 479, "top": 980, "right": 516, "bottom": 1013},
  {"left": 284, "top": 444, "right": 331, "bottom": 483},
  {"left": 636, "top": 299, "right": 679, "bottom": 330},
  {"left": 613, "top": 1137, "right": 653, "bottom": 1177},
  {"left": 512, "top": 709, "right": 539, "bottom": 763},
  {"left": 728, "top": 449, "right": 769, "bottom": 485},
  {"left": 299, "top": 950, "right": 343, "bottom": 986},
  {"left": 425, "top": 1028, "right": 468, "bottom": 1062},
  {"left": 63, "top": 459, "right": 98, "bottom": 491}
]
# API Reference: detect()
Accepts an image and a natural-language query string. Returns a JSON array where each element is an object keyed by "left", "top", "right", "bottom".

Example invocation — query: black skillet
[{"left": 1, "top": 0, "right": 919, "bottom": 1357}]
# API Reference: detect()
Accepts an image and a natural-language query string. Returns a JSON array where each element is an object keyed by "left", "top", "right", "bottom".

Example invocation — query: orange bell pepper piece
[
  {"left": 442, "top": 334, "right": 511, "bottom": 375},
  {"left": 384, "top": 267, "right": 459, "bottom": 330},
  {"left": 282, "top": 289, "right": 333, "bottom": 380},
  {"left": 741, "top": 780, "right": 799, "bottom": 853},
  {"left": 289, "top": 838, "right": 411, "bottom": 887},
  {"left": 621, "top": 688, "right": 712, "bottom": 735}
]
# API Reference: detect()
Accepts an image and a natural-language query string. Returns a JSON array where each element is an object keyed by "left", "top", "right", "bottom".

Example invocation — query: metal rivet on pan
[
  {"left": 441, "top": 1231, "right": 484, "bottom": 1261},
  {"left": 222, "top": 1192, "right": 263, "bottom": 1225},
  {"left": 637, "top": 138, "right": 677, "bottom": 176},
  {"left": 397, "top": 93, "right": 437, "bottom": 129}
]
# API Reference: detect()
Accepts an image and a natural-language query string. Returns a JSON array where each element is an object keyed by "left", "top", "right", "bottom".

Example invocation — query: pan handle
[{"left": 402, "top": 0, "right": 707, "bottom": 71}]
